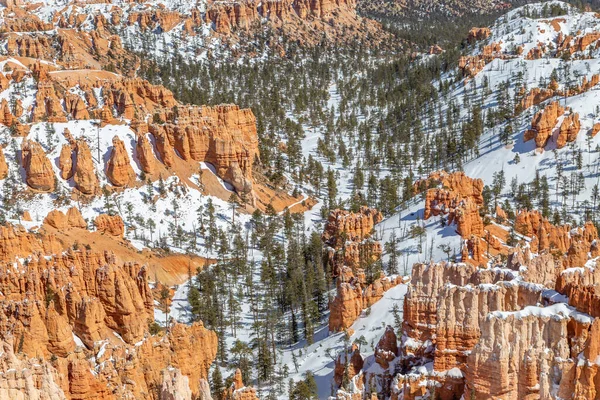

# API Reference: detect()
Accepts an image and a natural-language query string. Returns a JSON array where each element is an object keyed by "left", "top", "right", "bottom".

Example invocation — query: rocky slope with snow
[
  {"left": 325, "top": 3, "right": 600, "bottom": 398},
  {"left": 3, "top": 0, "right": 389, "bottom": 64},
  {"left": 4, "top": 0, "right": 600, "bottom": 399}
]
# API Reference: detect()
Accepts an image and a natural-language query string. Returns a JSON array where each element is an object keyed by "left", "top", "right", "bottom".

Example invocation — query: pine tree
[
  {"left": 326, "top": 168, "right": 337, "bottom": 210},
  {"left": 384, "top": 231, "right": 400, "bottom": 275},
  {"left": 211, "top": 365, "right": 224, "bottom": 400}
]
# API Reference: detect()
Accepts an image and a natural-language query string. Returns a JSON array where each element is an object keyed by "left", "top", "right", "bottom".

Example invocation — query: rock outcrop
[
  {"left": 464, "top": 303, "right": 597, "bottom": 399},
  {"left": 225, "top": 369, "right": 259, "bottom": 400},
  {"left": 322, "top": 206, "right": 383, "bottom": 275},
  {"left": 334, "top": 344, "right": 364, "bottom": 387},
  {"left": 323, "top": 206, "right": 383, "bottom": 246},
  {"left": 0, "top": 337, "right": 66, "bottom": 399},
  {"left": 337, "top": 167, "right": 600, "bottom": 399},
  {"left": 389, "top": 232, "right": 600, "bottom": 399},
  {"left": 43, "top": 208, "right": 87, "bottom": 230},
  {"left": 106, "top": 136, "right": 135, "bottom": 187},
  {"left": 524, "top": 101, "right": 564, "bottom": 148},
  {"left": 0, "top": 146, "right": 8, "bottom": 180},
  {"left": 417, "top": 171, "right": 484, "bottom": 238},
  {"left": 160, "top": 368, "right": 192, "bottom": 400},
  {"left": 0, "top": 63, "right": 264, "bottom": 200},
  {"left": 21, "top": 140, "right": 55, "bottom": 192},
  {"left": 147, "top": 104, "right": 259, "bottom": 196},
  {"left": 556, "top": 110, "right": 580, "bottom": 148},
  {"left": 514, "top": 209, "right": 598, "bottom": 256},
  {"left": 43, "top": 209, "right": 70, "bottom": 230},
  {"left": 0, "top": 220, "right": 218, "bottom": 399},
  {"left": 520, "top": 86, "right": 557, "bottom": 110},
  {"left": 467, "top": 27, "right": 491, "bottom": 42},
  {"left": 136, "top": 133, "right": 157, "bottom": 174},
  {"left": 73, "top": 139, "right": 100, "bottom": 195},
  {"left": 67, "top": 206, "right": 87, "bottom": 229},
  {"left": 328, "top": 267, "right": 401, "bottom": 332},
  {"left": 58, "top": 144, "right": 74, "bottom": 180},
  {"left": 94, "top": 214, "right": 125, "bottom": 237},
  {"left": 524, "top": 101, "right": 582, "bottom": 150}
]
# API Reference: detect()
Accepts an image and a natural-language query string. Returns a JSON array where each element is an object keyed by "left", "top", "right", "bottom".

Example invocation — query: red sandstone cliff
[
  {"left": 417, "top": 171, "right": 484, "bottom": 238},
  {"left": 328, "top": 267, "right": 402, "bottom": 331},
  {"left": 21, "top": 140, "right": 55, "bottom": 192},
  {"left": 322, "top": 206, "right": 383, "bottom": 275},
  {"left": 332, "top": 168, "right": 600, "bottom": 400},
  {"left": 0, "top": 214, "right": 218, "bottom": 399}
]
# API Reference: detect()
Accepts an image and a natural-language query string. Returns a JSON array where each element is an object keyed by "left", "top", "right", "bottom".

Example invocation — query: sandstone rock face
[
  {"left": 520, "top": 86, "right": 556, "bottom": 110},
  {"left": 520, "top": 75, "right": 600, "bottom": 111},
  {"left": 374, "top": 326, "right": 398, "bottom": 369},
  {"left": 514, "top": 209, "right": 597, "bottom": 256},
  {"left": 32, "top": 80, "right": 67, "bottom": 123},
  {"left": 44, "top": 208, "right": 87, "bottom": 230},
  {"left": 556, "top": 110, "right": 580, "bottom": 148},
  {"left": 225, "top": 369, "right": 259, "bottom": 400},
  {"left": 464, "top": 304, "right": 596, "bottom": 399},
  {"left": 44, "top": 209, "right": 70, "bottom": 230},
  {"left": 322, "top": 206, "right": 383, "bottom": 274},
  {"left": 334, "top": 344, "right": 364, "bottom": 387},
  {"left": 417, "top": 171, "right": 484, "bottom": 238},
  {"left": 67, "top": 207, "right": 87, "bottom": 229},
  {"left": 58, "top": 144, "right": 74, "bottom": 180},
  {"left": 0, "top": 220, "right": 218, "bottom": 399},
  {"left": 0, "top": 62, "right": 264, "bottom": 200},
  {"left": 202, "top": 0, "right": 372, "bottom": 44},
  {"left": 73, "top": 139, "right": 100, "bottom": 195},
  {"left": 225, "top": 162, "right": 253, "bottom": 195},
  {"left": 458, "top": 48, "right": 512, "bottom": 78},
  {"left": 415, "top": 170, "right": 484, "bottom": 203},
  {"left": 591, "top": 122, "right": 600, "bottom": 137},
  {"left": 106, "top": 136, "right": 135, "bottom": 187},
  {"left": 523, "top": 101, "right": 582, "bottom": 149},
  {"left": 0, "top": 338, "right": 66, "bottom": 399},
  {"left": 148, "top": 104, "right": 259, "bottom": 195},
  {"left": 323, "top": 206, "right": 383, "bottom": 246},
  {"left": 0, "top": 99, "right": 17, "bottom": 129},
  {"left": 94, "top": 214, "right": 125, "bottom": 237},
  {"left": 161, "top": 368, "right": 192, "bottom": 400},
  {"left": 136, "top": 133, "right": 156, "bottom": 174},
  {"left": 21, "top": 140, "right": 55, "bottom": 192},
  {"left": 198, "top": 379, "right": 213, "bottom": 400},
  {"left": 467, "top": 27, "right": 490, "bottom": 42},
  {"left": 387, "top": 222, "right": 600, "bottom": 400},
  {"left": 0, "top": 250, "right": 152, "bottom": 351},
  {"left": 328, "top": 267, "right": 401, "bottom": 332},
  {"left": 556, "top": 264, "right": 600, "bottom": 318},
  {"left": 0, "top": 42, "right": 266, "bottom": 202}
]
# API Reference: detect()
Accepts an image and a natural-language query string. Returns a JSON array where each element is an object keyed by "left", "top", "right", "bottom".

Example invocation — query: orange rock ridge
[
  {"left": 335, "top": 168, "right": 600, "bottom": 399},
  {"left": 322, "top": 206, "right": 383, "bottom": 274},
  {"left": 0, "top": 214, "right": 218, "bottom": 399},
  {"left": 106, "top": 136, "right": 135, "bottom": 187},
  {"left": 6, "top": 62, "right": 260, "bottom": 199},
  {"left": 467, "top": 27, "right": 491, "bottom": 42},
  {"left": 328, "top": 267, "right": 402, "bottom": 332},
  {"left": 417, "top": 171, "right": 484, "bottom": 239},
  {"left": 21, "top": 140, "right": 55, "bottom": 192},
  {"left": 514, "top": 209, "right": 598, "bottom": 257},
  {"left": 224, "top": 368, "right": 259, "bottom": 400},
  {"left": 393, "top": 247, "right": 600, "bottom": 399},
  {"left": 94, "top": 214, "right": 125, "bottom": 237}
]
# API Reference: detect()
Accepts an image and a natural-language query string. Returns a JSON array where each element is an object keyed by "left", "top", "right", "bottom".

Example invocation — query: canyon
[
  {"left": 330, "top": 171, "right": 600, "bottom": 399},
  {"left": 2, "top": 0, "right": 600, "bottom": 399},
  {"left": 0, "top": 208, "right": 218, "bottom": 399}
]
